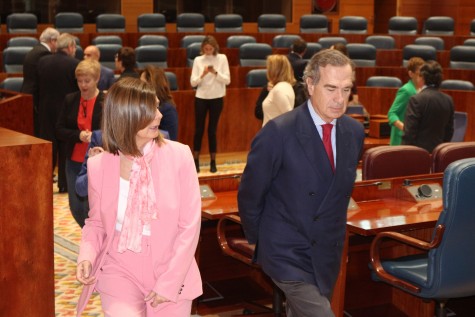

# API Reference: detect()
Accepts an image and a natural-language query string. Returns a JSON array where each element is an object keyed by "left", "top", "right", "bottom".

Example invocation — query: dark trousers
[
  {"left": 65, "top": 159, "right": 89, "bottom": 228},
  {"left": 273, "top": 279, "right": 335, "bottom": 317},
  {"left": 193, "top": 97, "right": 223, "bottom": 153}
]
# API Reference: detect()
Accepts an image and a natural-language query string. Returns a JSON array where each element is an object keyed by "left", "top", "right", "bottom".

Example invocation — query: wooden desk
[
  {"left": 201, "top": 191, "right": 239, "bottom": 220},
  {"left": 344, "top": 174, "right": 444, "bottom": 317},
  {"left": 0, "top": 89, "right": 33, "bottom": 135}
]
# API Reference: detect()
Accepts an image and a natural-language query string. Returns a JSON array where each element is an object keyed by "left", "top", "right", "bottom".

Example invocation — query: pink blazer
[{"left": 76, "top": 140, "right": 202, "bottom": 315}]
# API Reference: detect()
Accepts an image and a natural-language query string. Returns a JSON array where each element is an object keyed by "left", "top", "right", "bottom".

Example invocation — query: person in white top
[
  {"left": 262, "top": 54, "right": 296, "bottom": 126},
  {"left": 190, "top": 35, "right": 231, "bottom": 173}
]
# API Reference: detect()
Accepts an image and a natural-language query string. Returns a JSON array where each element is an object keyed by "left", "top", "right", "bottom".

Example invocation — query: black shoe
[
  {"left": 194, "top": 159, "right": 200, "bottom": 173},
  {"left": 210, "top": 160, "right": 217, "bottom": 173}
]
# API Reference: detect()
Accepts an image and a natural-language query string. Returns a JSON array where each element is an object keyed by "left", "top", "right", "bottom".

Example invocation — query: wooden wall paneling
[
  {"left": 396, "top": 0, "right": 431, "bottom": 33},
  {"left": 0, "top": 91, "right": 33, "bottom": 136},
  {"left": 338, "top": 0, "right": 375, "bottom": 34},
  {"left": 374, "top": 0, "right": 397, "bottom": 33},
  {"left": 0, "top": 128, "right": 53, "bottom": 317},
  {"left": 121, "top": 0, "right": 153, "bottom": 32}
]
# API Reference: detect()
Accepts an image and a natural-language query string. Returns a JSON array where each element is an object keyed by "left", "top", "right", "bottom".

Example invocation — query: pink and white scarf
[{"left": 118, "top": 140, "right": 158, "bottom": 253}]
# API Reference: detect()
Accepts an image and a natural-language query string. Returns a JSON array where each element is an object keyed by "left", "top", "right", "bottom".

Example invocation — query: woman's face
[
  {"left": 203, "top": 44, "right": 215, "bottom": 56},
  {"left": 135, "top": 104, "right": 163, "bottom": 150},
  {"left": 77, "top": 74, "right": 98, "bottom": 98}
]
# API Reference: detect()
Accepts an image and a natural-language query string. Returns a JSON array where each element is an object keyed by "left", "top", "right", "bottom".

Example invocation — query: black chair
[
  {"left": 96, "top": 44, "right": 122, "bottom": 70},
  {"left": 365, "top": 35, "right": 395, "bottom": 49},
  {"left": 92, "top": 35, "right": 123, "bottom": 45},
  {"left": 96, "top": 14, "right": 126, "bottom": 33},
  {"left": 346, "top": 43, "right": 376, "bottom": 67},
  {"left": 414, "top": 36, "right": 445, "bottom": 51},
  {"left": 318, "top": 36, "right": 347, "bottom": 49},
  {"left": 402, "top": 44, "right": 437, "bottom": 67},
  {"left": 55, "top": 12, "right": 84, "bottom": 33},
  {"left": 451, "top": 111, "right": 468, "bottom": 142},
  {"left": 302, "top": 42, "right": 323, "bottom": 61},
  {"left": 246, "top": 69, "right": 268, "bottom": 88},
  {"left": 471, "top": 19, "right": 475, "bottom": 36},
  {"left": 137, "top": 13, "right": 166, "bottom": 32},
  {"left": 214, "top": 14, "right": 243, "bottom": 33},
  {"left": 217, "top": 215, "right": 285, "bottom": 316},
  {"left": 449, "top": 45, "right": 475, "bottom": 69},
  {"left": 300, "top": 14, "right": 328, "bottom": 33},
  {"left": 423, "top": 16, "right": 454, "bottom": 35},
  {"left": 388, "top": 16, "right": 418, "bottom": 35},
  {"left": 137, "top": 35, "right": 168, "bottom": 48},
  {"left": 7, "top": 36, "right": 39, "bottom": 47},
  {"left": 440, "top": 79, "right": 475, "bottom": 91},
  {"left": 180, "top": 35, "right": 206, "bottom": 48},
  {"left": 370, "top": 157, "right": 475, "bottom": 317},
  {"left": 6, "top": 13, "right": 38, "bottom": 34},
  {"left": 2, "top": 46, "right": 31, "bottom": 73},
  {"left": 271, "top": 35, "right": 303, "bottom": 49},
  {"left": 339, "top": 16, "right": 368, "bottom": 34},
  {"left": 0, "top": 77, "right": 24, "bottom": 92},
  {"left": 463, "top": 38, "right": 475, "bottom": 47},
  {"left": 226, "top": 35, "right": 257, "bottom": 49},
  {"left": 366, "top": 76, "right": 402, "bottom": 88},
  {"left": 257, "top": 14, "right": 286, "bottom": 33},
  {"left": 165, "top": 71, "right": 178, "bottom": 91},
  {"left": 186, "top": 42, "right": 202, "bottom": 67},
  {"left": 135, "top": 45, "right": 167, "bottom": 68},
  {"left": 239, "top": 43, "right": 272, "bottom": 67},
  {"left": 176, "top": 13, "right": 205, "bottom": 32}
]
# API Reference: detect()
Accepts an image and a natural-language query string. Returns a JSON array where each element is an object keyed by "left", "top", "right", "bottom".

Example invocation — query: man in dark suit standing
[
  {"left": 21, "top": 27, "right": 60, "bottom": 136},
  {"left": 37, "top": 33, "right": 79, "bottom": 193},
  {"left": 403, "top": 60, "right": 454, "bottom": 152},
  {"left": 287, "top": 38, "right": 308, "bottom": 81},
  {"left": 238, "top": 49, "right": 365, "bottom": 317}
]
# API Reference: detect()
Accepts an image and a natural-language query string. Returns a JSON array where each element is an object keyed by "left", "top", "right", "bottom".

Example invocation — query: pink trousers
[{"left": 95, "top": 231, "right": 192, "bottom": 317}]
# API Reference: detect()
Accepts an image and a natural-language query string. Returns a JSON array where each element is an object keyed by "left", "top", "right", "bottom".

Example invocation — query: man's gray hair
[
  {"left": 56, "top": 33, "right": 76, "bottom": 51},
  {"left": 303, "top": 49, "right": 354, "bottom": 85},
  {"left": 39, "top": 27, "right": 60, "bottom": 43}
]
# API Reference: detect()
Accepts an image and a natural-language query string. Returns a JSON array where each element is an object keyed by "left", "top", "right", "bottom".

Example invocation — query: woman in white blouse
[
  {"left": 262, "top": 54, "right": 296, "bottom": 126},
  {"left": 190, "top": 35, "right": 230, "bottom": 173}
]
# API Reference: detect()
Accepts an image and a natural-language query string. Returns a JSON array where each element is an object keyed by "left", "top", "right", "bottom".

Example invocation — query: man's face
[
  {"left": 83, "top": 48, "right": 97, "bottom": 61},
  {"left": 305, "top": 64, "right": 353, "bottom": 123}
]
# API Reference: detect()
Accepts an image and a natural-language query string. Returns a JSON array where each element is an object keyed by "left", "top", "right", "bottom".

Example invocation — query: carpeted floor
[{"left": 53, "top": 156, "right": 247, "bottom": 316}]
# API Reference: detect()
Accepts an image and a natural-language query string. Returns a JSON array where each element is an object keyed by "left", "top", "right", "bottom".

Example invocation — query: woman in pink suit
[{"left": 76, "top": 78, "right": 202, "bottom": 316}]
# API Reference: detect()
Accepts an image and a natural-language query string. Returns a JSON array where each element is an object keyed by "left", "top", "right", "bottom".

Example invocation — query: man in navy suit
[
  {"left": 238, "top": 49, "right": 365, "bottom": 317},
  {"left": 21, "top": 27, "right": 60, "bottom": 136}
]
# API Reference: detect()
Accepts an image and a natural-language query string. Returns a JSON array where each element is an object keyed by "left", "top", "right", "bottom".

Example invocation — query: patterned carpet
[{"left": 53, "top": 158, "right": 247, "bottom": 317}]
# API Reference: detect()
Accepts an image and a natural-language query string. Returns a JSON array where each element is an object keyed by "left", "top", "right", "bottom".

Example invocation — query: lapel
[
  {"left": 335, "top": 116, "right": 354, "bottom": 172},
  {"left": 295, "top": 106, "right": 334, "bottom": 180},
  {"left": 100, "top": 152, "right": 121, "bottom": 234}
]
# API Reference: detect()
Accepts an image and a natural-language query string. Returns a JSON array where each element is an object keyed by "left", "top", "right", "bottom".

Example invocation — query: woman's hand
[
  {"left": 79, "top": 130, "right": 92, "bottom": 143},
  {"left": 76, "top": 260, "right": 96, "bottom": 285},
  {"left": 144, "top": 291, "right": 170, "bottom": 307}
]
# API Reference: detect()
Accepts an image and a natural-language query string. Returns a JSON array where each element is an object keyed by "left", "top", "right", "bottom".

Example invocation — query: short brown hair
[
  {"left": 266, "top": 54, "right": 296, "bottom": 86},
  {"left": 116, "top": 46, "right": 136, "bottom": 69},
  {"left": 407, "top": 56, "right": 424, "bottom": 73},
  {"left": 102, "top": 78, "right": 163, "bottom": 156}
]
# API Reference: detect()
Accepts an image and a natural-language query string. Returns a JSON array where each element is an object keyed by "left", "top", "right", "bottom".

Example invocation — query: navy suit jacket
[{"left": 238, "top": 102, "right": 365, "bottom": 298}]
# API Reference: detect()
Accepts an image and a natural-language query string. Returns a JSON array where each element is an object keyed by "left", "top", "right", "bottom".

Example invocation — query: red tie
[{"left": 322, "top": 124, "right": 335, "bottom": 172}]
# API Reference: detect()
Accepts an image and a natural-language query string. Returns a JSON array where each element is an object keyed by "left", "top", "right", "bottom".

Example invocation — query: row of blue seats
[{"left": 3, "top": 12, "right": 475, "bottom": 35}]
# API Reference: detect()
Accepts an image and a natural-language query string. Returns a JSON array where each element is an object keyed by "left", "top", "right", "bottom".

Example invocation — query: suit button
[
  {"left": 100, "top": 268, "right": 103, "bottom": 271},
  {"left": 311, "top": 240, "right": 316, "bottom": 246},
  {"left": 309, "top": 192, "right": 316, "bottom": 196},
  {"left": 313, "top": 216, "right": 319, "bottom": 221}
]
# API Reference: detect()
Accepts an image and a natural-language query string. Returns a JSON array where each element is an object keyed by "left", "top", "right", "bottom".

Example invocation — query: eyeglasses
[{"left": 81, "top": 100, "right": 87, "bottom": 118}]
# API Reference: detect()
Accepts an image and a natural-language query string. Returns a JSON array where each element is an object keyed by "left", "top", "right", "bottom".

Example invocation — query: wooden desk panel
[{"left": 0, "top": 90, "right": 33, "bottom": 135}]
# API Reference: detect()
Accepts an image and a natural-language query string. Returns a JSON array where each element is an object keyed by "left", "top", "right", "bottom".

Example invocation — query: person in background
[
  {"left": 83, "top": 45, "right": 115, "bottom": 91},
  {"left": 330, "top": 43, "right": 359, "bottom": 106},
  {"left": 115, "top": 46, "right": 139, "bottom": 80},
  {"left": 56, "top": 59, "right": 104, "bottom": 228},
  {"left": 190, "top": 35, "right": 230, "bottom": 173},
  {"left": 37, "top": 33, "right": 79, "bottom": 193},
  {"left": 387, "top": 57, "right": 425, "bottom": 145},
  {"left": 76, "top": 78, "right": 202, "bottom": 316},
  {"left": 21, "top": 27, "right": 60, "bottom": 137},
  {"left": 140, "top": 65, "right": 179, "bottom": 141},
  {"left": 287, "top": 38, "right": 308, "bottom": 81},
  {"left": 403, "top": 60, "right": 454, "bottom": 152},
  {"left": 262, "top": 54, "right": 296, "bottom": 127},
  {"left": 238, "top": 49, "right": 365, "bottom": 317}
]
